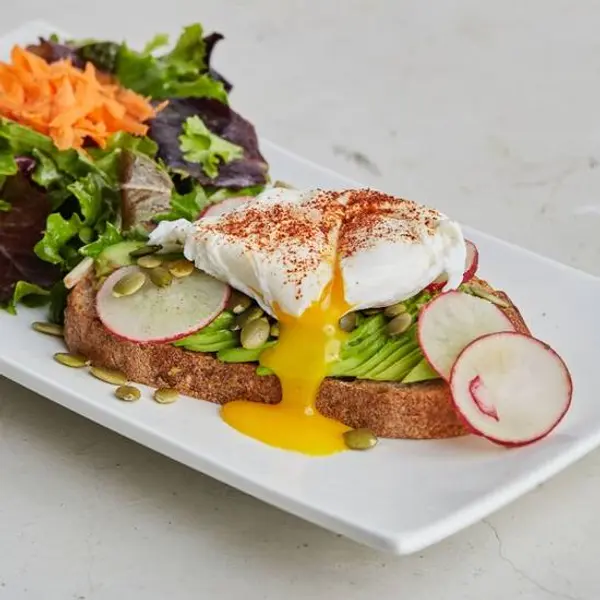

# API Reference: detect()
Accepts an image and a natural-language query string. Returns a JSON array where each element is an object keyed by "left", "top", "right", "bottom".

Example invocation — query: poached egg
[{"left": 150, "top": 188, "right": 466, "bottom": 455}]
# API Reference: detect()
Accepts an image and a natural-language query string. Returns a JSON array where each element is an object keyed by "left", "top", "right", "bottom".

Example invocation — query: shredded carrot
[{"left": 0, "top": 46, "right": 165, "bottom": 151}]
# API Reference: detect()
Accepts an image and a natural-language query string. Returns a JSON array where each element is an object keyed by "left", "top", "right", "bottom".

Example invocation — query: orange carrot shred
[{"left": 0, "top": 45, "right": 166, "bottom": 151}]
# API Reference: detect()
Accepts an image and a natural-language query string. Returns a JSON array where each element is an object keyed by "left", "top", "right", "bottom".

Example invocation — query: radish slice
[
  {"left": 450, "top": 332, "right": 572, "bottom": 447},
  {"left": 199, "top": 196, "right": 254, "bottom": 219},
  {"left": 96, "top": 266, "right": 230, "bottom": 343},
  {"left": 64, "top": 256, "right": 94, "bottom": 290},
  {"left": 418, "top": 291, "right": 515, "bottom": 380},
  {"left": 462, "top": 240, "right": 479, "bottom": 283},
  {"left": 428, "top": 240, "right": 479, "bottom": 291}
]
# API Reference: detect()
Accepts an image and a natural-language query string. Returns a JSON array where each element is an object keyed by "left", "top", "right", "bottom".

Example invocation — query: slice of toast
[{"left": 64, "top": 275, "right": 529, "bottom": 440}]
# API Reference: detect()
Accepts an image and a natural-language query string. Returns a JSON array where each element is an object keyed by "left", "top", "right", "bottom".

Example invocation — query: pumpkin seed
[
  {"left": 113, "top": 271, "right": 146, "bottom": 297},
  {"left": 467, "top": 284, "right": 511, "bottom": 308},
  {"left": 168, "top": 259, "right": 194, "bottom": 278},
  {"left": 129, "top": 244, "right": 161, "bottom": 258},
  {"left": 343, "top": 428, "right": 378, "bottom": 450},
  {"left": 90, "top": 366, "right": 128, "bottom": 385},
  {"left": 273, "top": 180, "right": 295, "bottom": 189},
  {"left": 149, "top": 266, "right": 173, "bottom": 288},
  {"left": 154, "top": 387, "right": 179, "bottom": 404},
  {"left": 339, "top": 312, "right": 358, "bottom": 332},
  {"left": 270, "top": 322, "right": 280, "bottom": 338},
  {"left": 32, "top": 321, "right": 64, "bottom": 337},
  {"left": 235, "top": 305, "right": 264, "bottom": 330},
  {"left": 227, "top": 291, "right": 252, "bottom": 314},
  {"left": 115, "top": 385, "right": 141, "bottom": 402},
  {"left": 53, "top": 352, "right": 89, "bottom": 368},
  {"left": 387, "top": 312, "right": 413, "bottom": 336},
  {"left": 363, "top": 308, "right": 381, "bottom": 316},
  {"left": 384, "top": 302, "right": 407, "bottom": 318},
  {"left": 137, "top": 255, "right": 163, "bottom": 269},
  {"left": 241, "top": 317, "right": 270, "bottom": 349}
]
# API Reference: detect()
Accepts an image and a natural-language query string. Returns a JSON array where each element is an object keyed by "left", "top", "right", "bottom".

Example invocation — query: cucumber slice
[{"left": 95, "top": 241, "right": 146, "bottom": 277}]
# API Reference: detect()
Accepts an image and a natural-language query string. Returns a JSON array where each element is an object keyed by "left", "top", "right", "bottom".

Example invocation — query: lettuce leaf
[
  {"left": 34, "top": 213, "right": 83, "bottom": 265},
  {"left": 0, "top": 174, "right": 61, "bottom": 306},
  {"left": 149, "top": 98, "right": 269, "bottom": 188},
  {"left": 79, "top": 222, "right": 123, "bottom": 258},
  {"left": 179, "top": 115, "right": 243, "bottom": 178},
  {"left": 5, "top": 281, "right": 51, "bottom": 314},
  {"left": 30, "top": 149, "right": 62, "bottom": 187}
]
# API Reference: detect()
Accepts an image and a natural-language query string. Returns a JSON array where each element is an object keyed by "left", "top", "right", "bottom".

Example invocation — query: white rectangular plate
[{"left": 1, "top": 21, "right": 600, "bottom": 555}]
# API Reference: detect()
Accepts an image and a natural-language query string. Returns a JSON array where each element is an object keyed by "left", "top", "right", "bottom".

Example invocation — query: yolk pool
[{"left": 221, "top": 262, "right": 351, "bottom": 455}]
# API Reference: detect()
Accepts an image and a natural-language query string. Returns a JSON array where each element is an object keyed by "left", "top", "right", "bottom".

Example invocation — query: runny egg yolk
[{"left": 221, "top": 261, "right": 351, "bottom": 455}]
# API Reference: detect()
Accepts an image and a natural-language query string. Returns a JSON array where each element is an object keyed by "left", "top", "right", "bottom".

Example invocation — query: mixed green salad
[{"left": 0, "top": 23, "right": 269, "bottom": 316}]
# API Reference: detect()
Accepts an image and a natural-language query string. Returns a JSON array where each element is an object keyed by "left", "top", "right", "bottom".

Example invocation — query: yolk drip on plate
[{"left": 221, "top": 262, "right": 351, "bottom": 455}]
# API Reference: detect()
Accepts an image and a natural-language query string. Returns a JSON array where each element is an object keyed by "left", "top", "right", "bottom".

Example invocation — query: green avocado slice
[
  {"left": 371, "top": 346, "right": 423, "bottom": 381},
  {"left": 402, "top": 358, "right": 440, "bottom": 383},
  {"left": 218, "top": 341, "right": 276, "bottom": 363}
]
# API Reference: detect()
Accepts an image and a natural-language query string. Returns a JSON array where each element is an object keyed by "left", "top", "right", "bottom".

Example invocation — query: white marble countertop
[{"left": 1, "top": 2, "right": 599, "bottom": 598}]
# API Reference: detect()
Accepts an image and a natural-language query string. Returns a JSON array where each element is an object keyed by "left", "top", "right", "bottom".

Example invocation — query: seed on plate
[
  {"left": 32, "top": 321, "right": 64, "bottom": 337},
  {"left": 466, "top": 284, "right": 511, "bottom": 309},
  {"left": 53, "top": 352, "right": 89, "bottom": 368},
  {"left": 129, "top": 244, "right": 161, "bottom": 258},
  {"left": 112, "top": 271, "right": 146, "bottom": 298},
  {"left": 149, "top": 266, "right": 173, "bottom": 288},
  {"left": 168, "top": 259, "right": 194, "bottom": 278},
  {"left": 384, "top": 302, "right": 407, "bottom": 318},
  {"left": 387, "top": 312, "right": 413, "bottom": 336},
  {"left": 241, "top": 317, "right": 270, "bottom": 349},
  {"left": 339, "top": 312, "right": 358, "bottom": 332},
  {"left": 273, "top": 180, "right": 295, "bottom": 189},
  {"left": 137, "top": 255, "right": 162, "bottom": 269},
  {"left": 343, "top": 428, "right": 378, "bottom": 450},
  {"left": 154, "top": 387, "right": 179, "bottom": 404},
  {"left": 270, "top": 322, "right": 280, "bottom": 338},
  {"left": 115, "top": 385, "right": 141, "bottom": 402},
  {"left": 227, "top": 291, "right": 252, "bottom": 315},
  {"left": 235, "top": 305, "right": 264, "bottom": 330},
  {"left": 90, "top": 366, "right": 128, "bottom": 385}
]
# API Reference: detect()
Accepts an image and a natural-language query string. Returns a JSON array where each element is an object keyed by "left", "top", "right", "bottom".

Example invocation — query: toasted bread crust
[{"left": 64, "top": 276, "right": 529, "bottom": 439}]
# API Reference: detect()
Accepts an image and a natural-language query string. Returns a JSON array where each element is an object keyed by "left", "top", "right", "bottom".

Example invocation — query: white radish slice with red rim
[
  {"left": 428, "top": 240, "right": 479, "bottom": 291},
  {"left": 199, "top": 196, "right": 254, "bottom": 219},
  {"left": 418, "top": 291, "right": 515, "bottom": 380},
  {"left": 462, "top": 240, "right": 479, "bottom": 282},
  {"left": 96, "top": 266, "right": 230, "bottom": 344},
  {"left": 450, "top": 332, "right": 572, "bottom": 447}
]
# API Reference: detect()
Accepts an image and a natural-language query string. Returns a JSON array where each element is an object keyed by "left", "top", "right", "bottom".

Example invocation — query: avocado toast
[{"left": 63, "top": 237, "right": 530, "bottom": 440}]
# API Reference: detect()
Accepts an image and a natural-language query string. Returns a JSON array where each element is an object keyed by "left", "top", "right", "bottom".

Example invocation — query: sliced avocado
[
  {"left": 348, "top": 336, "right": 409, "bottom": 378},
  {"left": 371, "top": 347, "right": 423, "bottom": 381},
  {"left": 193, "top": 311, "right": 235, "bottom": 334},
  {"left": 329, "top": 334, "right": 388, "bottom": 376},
  {"left": 218, "top": 341, "right": 276, "bottom": 363},
  {"left": 345, "top": 314, "right": 386, "bottom": 347},
  {"left": 402, "top": 358, "right": 440, "bottom": 383},
  {"left": 256, "top": 365, "right": 274, "bottom": 376},
  {"left": 95, "top": 240, "right": 145, "bottom": 276},
  {"left": 174, "top": 329, "right": 238, "bottom": 348},
  {"left": 360, "top": 339, "right": 419, "bottom": 380},
  {"left": 179, "top": 338, "right": 239, "bottom": 352}
]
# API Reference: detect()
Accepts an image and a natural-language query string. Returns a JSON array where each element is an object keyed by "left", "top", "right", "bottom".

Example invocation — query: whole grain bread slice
[{"left": 64, "top": 276, "right": 529, "bottom": 440}]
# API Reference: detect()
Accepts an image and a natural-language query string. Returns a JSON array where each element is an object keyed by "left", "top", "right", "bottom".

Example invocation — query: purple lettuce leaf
[
  {"left": 148, "top": 97, "right": 268, "bottom": 189},
  {"left": 0, "top": 174, "right": 61, "bottom": 304}
]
